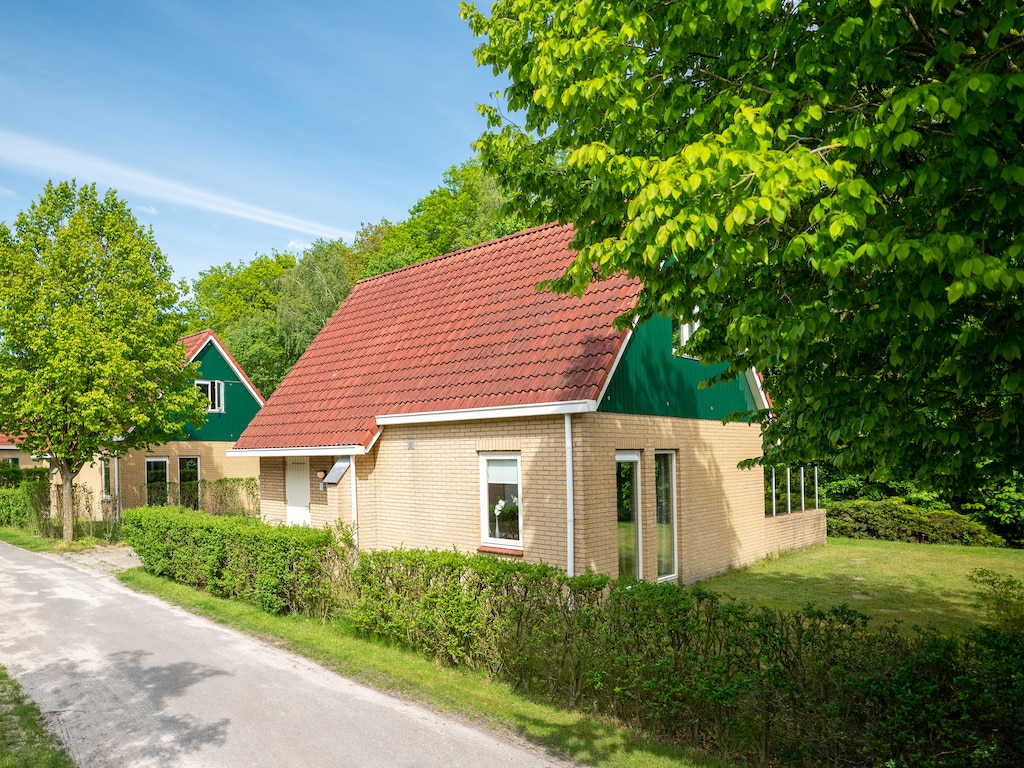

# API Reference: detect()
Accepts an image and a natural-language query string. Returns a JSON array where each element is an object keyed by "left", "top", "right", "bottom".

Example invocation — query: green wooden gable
[
  {"left": 598, "top": 315, "right": 759, "bottom": 420},
  {"left": 179, "top": 342, "right": 262, "bottom": 442}
]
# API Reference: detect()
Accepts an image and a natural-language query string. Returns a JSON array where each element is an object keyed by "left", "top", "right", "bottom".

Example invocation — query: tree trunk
[{"left": 59, "top": 464, "right": 75, "bottom": 542}]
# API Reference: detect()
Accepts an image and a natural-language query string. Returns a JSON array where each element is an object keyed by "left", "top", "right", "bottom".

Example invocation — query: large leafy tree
[
  {"left": 463, "top": 0, "right": 1024, "bottom": 488},
  {"left": 184, "top": 251, "right": 296, "bottom": 332},
  {"left": 0, "top": 181, "right": 208, "bottom": 539}
]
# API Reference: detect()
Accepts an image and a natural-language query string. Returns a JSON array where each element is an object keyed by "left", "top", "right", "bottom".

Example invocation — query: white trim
[
  {"left": 746, "top": 368, "right": 771, "bottom": 411},
  {"left": 376, "top": 400, "right": 597, "bottom": 426},
  {"left": 615, "top": 451, "right": 642, "bottom": 579},
  {"left": 350, "top": 455, "right": 359, "bottom": 554},
  {"left": 191, "top": 334, "right": 265, "bottom": 407},
  {"left": 596, "top": 326, "right": 635, "bottom": 407},
  {"left": 564, "top": 413, "right": 575, "bottom": 577},
  {"left": 655, "top": 450, "right": 678, "bottom": 583},
  {"left": 227, "top": 445, "right": 369, "bottom": 458},
  {"left": 480, "top": 452, "right": 524, "bottom": 551}
]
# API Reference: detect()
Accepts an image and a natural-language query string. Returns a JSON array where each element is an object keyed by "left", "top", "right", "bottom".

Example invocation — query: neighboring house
[
  {"left": 231, "top": 224, "right": 824, "bottom": 583},
  {"left": 0, "top": 433, "right": 46, "bottom": 470},
  {"left": 72, "top": 330, "right": 265, "bottom": 518}
]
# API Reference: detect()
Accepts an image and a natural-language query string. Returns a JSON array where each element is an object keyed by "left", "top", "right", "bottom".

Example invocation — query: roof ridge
[{"left": 356, "top": 222, "right": 569, "bottom": 285}]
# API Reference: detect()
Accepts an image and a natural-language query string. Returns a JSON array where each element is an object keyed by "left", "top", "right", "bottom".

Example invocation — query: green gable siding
[
  {"left": 598, "top": 315, "right": 758, "bottom": 420},
  {"left": 179, "top": 343, "right": 262, "bottom": 442}
]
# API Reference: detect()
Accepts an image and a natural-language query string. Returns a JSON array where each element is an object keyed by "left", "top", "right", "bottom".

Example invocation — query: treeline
[{"left": 181, "top": 159, "right": 527, "bottom": 395}]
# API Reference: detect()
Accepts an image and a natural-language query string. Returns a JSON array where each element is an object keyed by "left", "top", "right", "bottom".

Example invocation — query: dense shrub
[
  {"left": 0, "top": 486, "right": 30, "bottom": 526},
  {"left": 960, "top": 474, "right": 1024, "bottom": 545},
  {"left": 0, "top": 463, "right": 22, "bottom": 489},
  {"left": 350, "top": 547, "right": 1024, "bottom": 767},
  {"left": 827, "top": 498, "right": 1005, "bottom": 547},
  {"left": 123, "top": 506, "right": 347, "bottom": 619}
]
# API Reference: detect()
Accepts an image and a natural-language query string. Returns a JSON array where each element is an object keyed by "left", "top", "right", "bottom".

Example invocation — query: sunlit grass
[
  {"left": 699, "top": 537, "right": 1024, "bottom": 635},
  {"left": 0, "top": 665, "right": 75, "bottom": 768}
]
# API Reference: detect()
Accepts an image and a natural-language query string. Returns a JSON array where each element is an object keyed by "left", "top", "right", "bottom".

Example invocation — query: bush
[
  {"left": 827, "top": 498, "right": 1005, "bottom": 547},
  {"left": 0, "top": 463, "right": 22, "bottom": 489},
  {"left": 348, "top": 547, "right": 1024, "bottom": 767},
  {"left": 123, "top": 506, "right": 349, "bottom": 619},
  {"left": 960, "top": 474, "right": 1024, "bottom": 545},
  {"left": 0, "top": 486, "right": 30, "bottom": 526}
]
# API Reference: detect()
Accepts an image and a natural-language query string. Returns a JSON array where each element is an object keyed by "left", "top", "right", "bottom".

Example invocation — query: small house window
[
  {"left": 101, "top": 458, "right": 112, "bottom": 500},
  {"left": 480, "top": 453, "right": 522, "bottom": 549},
  {"left": 674, "top": 309, "right": 700, "bottom": 359},
  {"left": 196, "top": 380, "right": 224, "bottom": 413}
]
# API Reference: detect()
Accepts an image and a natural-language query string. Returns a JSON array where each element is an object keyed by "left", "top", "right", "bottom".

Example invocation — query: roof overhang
[
  {"left": 745, "top": 368, "right": 771, "bottom": 411},
  {"left": 226, "top": 444, "right": 370, "bottom": 458},
  {"left": 374, "top": 399, "right": 599, "bottom": 426}
]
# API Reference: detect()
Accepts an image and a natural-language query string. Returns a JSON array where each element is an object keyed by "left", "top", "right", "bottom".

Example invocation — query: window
[
  {"left": 655, "top": 452, "right": 678, "bottom": 581},
  {"left": 616, "top": 451, "right": 641, "bottom": 579},
  {"left": 481, "top": 453, "right": 522, "bottom": 549},
  {"left": 146, "top": 457, "right": 168, "bottom": 506},
  {"left": 196, "top": 380, "right": 224, "bottom": 412},
  {"left": 101, "top": 459, "right": 112, "bottom": 499},
  {"left": 179, "top": 457, "right": 200, "bottom": 509},
  {"left": 674, "top": 310, "right": 700, "bottom": 359}
]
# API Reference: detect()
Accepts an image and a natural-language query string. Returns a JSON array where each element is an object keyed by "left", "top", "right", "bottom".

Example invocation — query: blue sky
[{"left": 0, "top": 1, "right": 502, "bottom": 282}]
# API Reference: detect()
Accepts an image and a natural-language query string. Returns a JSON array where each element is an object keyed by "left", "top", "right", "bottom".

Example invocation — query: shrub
[
  {"left": 0, "top": 486, "right": 30, "bottom": 526},
  {"left": 123, "top": 506, "right": 349, "bottom": 619},
  {"left": 960, "top": 474, "right": 1024, "bottom": 545},
  {"left": 827, "top": 498, "right": 1005, "bottom": 547},
  {"left": 0, "top": 463, "right": 22, "bottom": 489},
  {"left": 348, "top": 547, "right": 1024, "bottom": 767}
]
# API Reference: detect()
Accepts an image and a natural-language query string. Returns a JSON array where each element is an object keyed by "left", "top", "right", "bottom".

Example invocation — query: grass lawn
[
  {"left": 0, "top": 665, "right": 75, "bottom": 768},
  {"left": 699, "top": 537, "right": 1024, "bottom": 635}
]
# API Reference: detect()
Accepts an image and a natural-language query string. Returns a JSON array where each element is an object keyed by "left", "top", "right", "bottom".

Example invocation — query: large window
[
  {"left": 179, "top": 456, "right": 200, "bottom": 509},
  {"left": 616, "top": 451, "right": 641, "bottom": 579},
  {"left": 101, "top": 458, "right": 112, "bottom": 500},
  {"left": 655, "top": 452, "right": 678, "bottom": 581},
  {"left": 146, "top": 457, "right": 168, "bottom": 506},
  {"left": 196, "top": 380, "right": 224, "bottom": 413},
  {"left": 480, "top": 453, "right": 522, "bottom": 549}
]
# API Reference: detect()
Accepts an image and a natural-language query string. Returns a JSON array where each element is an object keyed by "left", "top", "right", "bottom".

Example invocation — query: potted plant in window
[{"left": 491, "top": 496, "right": 519, "bottom": 540}]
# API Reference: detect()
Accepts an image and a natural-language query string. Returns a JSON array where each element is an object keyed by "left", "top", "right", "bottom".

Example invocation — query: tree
[
  {"left": 276, "top": 239, "right": 357, "bottom": 359},
  {"left": 185, "top": 251, "right": 296, "bottom": 333},
  {"left": 222, "top": 311, "right": 293, "bottom": 398},
  {"left": 0, "top": 180, "right": 208, "bottom": 540},
  {"left": 463, "top": 0, "right": 1024, "bottom": 489}
]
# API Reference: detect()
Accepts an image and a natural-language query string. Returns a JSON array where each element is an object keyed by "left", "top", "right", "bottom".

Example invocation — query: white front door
[{"left": 285, "top": 457, "right": 311, "bottom": 526}]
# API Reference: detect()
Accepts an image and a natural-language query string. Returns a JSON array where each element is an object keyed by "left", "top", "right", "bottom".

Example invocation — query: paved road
[{"left": 0, "top": 542, "right": 573, "bottom": 768}]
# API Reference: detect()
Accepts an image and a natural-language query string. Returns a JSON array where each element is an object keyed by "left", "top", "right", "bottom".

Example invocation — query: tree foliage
[
  {"left": 0, "top": 180, "right": 208, "bottom": 539},
  {"left": 276, "top": 239, "right": 356, "bottom": 359},
  {"left": 185, "top": 251, "right": 296, "bottom": 332},
  {"left": 463, "top": 0, "right": 1024, "bottom": 488}
]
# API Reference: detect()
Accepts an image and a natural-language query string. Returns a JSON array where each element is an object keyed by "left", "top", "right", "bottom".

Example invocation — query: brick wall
[{"left": 764, "top": 508, "right": 827, "bottom": 555}]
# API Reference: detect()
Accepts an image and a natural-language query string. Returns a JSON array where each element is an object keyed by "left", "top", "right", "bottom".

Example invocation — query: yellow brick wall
[{"left": 252, "top": 413, "right": 824, "bottom": 582}]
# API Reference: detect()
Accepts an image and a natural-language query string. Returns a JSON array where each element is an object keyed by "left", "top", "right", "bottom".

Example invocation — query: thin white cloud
[
  {"left": 0, "top": 184, "right": 14, "bottom": 197},
  {"left": 137, "top": 205, "right": 158, "bottom": 214},
  {"left": 286, "top": 239, "right": 311, "bottom": 252},
  {"left": 0, "top": 130, "right": 347, "bottom": 239}
]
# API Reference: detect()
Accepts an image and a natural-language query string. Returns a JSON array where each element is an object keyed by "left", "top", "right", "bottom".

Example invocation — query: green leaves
[{"left": 467, "top": 0, "right": 1024, "bottom": 489}]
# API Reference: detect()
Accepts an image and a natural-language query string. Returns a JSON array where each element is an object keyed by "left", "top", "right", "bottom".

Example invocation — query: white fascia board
[
  {"left": 226, "top": 445, "right": 367, "bottom": 458},
  {"left": 595, "top": 324, "right": 636, "bottom": 407},
  {"left": 375, "top": 400, "right": 598, "bottom": 426},
  {"left": 745, "top": 368, "right": 771, "bottom": 411}
]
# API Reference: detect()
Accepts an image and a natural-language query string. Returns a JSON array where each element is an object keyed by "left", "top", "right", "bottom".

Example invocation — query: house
[
  {"left": 230, "top": 224, "right": 825, "bottom": 583},
  {"left": 0, "top": 433, "right": 46, "bottom": 470},
  {"left": 70, "top": 330, "right": 265, "bottom": 518}
]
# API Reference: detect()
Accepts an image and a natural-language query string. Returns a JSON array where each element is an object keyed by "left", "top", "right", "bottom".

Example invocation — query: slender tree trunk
[{"left": 59, "top": 465, "right": 74, "bottom": 542}]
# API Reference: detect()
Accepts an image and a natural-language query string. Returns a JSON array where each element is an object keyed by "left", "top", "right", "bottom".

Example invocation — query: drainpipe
[
  {"left": 114, "top": 455, "right": 121, "bottom": 521},
  {"left": 564, "top": 413, "right": 575, "bottom": 577},
  {"left": 350, "top": 456, "right": 359, "bottom": 555}
]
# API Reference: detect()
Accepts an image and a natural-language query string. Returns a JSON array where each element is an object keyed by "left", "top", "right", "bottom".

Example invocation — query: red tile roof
[
  {"left": 235, "top": 223, "right": 640, "bottom": 452},
  {"left": 0, "top": 433, "right": 20, "bottom": 449},
  {"left": 179, "top": 329, "right": 265, "bottom": 405}
]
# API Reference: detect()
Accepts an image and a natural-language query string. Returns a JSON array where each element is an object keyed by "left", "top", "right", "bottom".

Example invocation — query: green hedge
[
  {"left": 123, "top": 507, "right": 344, "bottom": 618},
  {"left": 351, "top": 548, "right": 1024, "bottom": 768},
  {"left": 827, "top": 498, "right": 1005, "bottom": 547},
  {"left": 0, "top": 486, "right": 30, "bottom": 527}
]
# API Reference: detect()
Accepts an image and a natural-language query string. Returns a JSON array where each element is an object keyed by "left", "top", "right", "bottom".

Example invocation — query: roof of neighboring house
[
  {"left": 234, "top": 223, "right": 641, "bottom": 453},
  {"left": 0, "top": 433, "right": 19, "bottom": 449},
  {"left": 179, "top": 329, "right": 265, "bottom": 406}
]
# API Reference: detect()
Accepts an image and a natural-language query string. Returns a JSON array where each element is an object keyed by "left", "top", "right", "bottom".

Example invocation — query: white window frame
[
  {"left": 480, "top": 452, "right": 523, "bottom": 550},
  {"left": 100, "top": 458, "right": 112, "bottom": 500},
  {"left": 196, "top": 380, "right": 224, "bottom": 413},
  {"left": 655, "top": 451, "right": 679, "bottom": 582},
  {"left": 615, "top": 450, "right": 642, "bottom": 579},
  {"left": 675, "top": 309, "right": 700, "bottom": 359}
]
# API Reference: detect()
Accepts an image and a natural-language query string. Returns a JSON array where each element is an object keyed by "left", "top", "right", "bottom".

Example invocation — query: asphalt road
[{"left": 0, "top": 541, "right": 573, "bottom": 768}]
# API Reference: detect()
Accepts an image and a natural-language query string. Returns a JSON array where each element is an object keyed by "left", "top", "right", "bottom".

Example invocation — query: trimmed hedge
[
  {"left": 827, "top": 498, "right": 1005, "bottom": 547},
  {"left": 352, "top": 548, "right": 1024, "bottom": 768},
  {"left": 123, "top": 507, "right": 343, "bottom": 619},
  {"left": 0, "top": 486, "right": 30, "bottom": 527}
]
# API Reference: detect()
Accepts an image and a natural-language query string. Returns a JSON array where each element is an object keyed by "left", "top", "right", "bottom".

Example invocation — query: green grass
[
  {"left": 117, "top": 568, "right": 736, "bottom": 768},
  {"left": 0, "top": 665, "right": 75, "bottom": 768},
  {"left": 699, "top": 537, "right": 1024, "bottom": 635},
  {"left": 0, "top": 527, "right": 60, "bottom": 552}
]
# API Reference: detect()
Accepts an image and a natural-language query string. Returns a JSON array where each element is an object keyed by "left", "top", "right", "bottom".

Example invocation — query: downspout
[
  {"left": 350, "top": 455, "right": 359, "bottom": 556},
  {"left": 114, "top": 456, "right": 121, "bottom": 521},
  {"left": 564, "top": 413, "right": 575, "bottom": 577}
]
